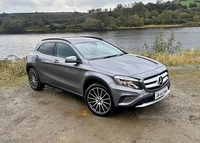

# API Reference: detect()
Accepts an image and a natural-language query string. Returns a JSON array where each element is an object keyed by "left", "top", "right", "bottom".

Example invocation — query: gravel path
[{"left": 0, "top": 67, "right": 199, "bottom": 143}]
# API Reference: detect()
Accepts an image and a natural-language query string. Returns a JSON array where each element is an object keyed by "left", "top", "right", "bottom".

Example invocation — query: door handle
[{"left": 54, "top": 59, "right": 59, "bottom": 63}]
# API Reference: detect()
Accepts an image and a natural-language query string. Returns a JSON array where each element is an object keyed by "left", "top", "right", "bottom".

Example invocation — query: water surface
[{"left": 0, "top": 27, "right": 200, "bottom": 59}]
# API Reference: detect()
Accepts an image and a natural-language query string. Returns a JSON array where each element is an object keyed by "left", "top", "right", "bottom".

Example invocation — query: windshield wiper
[
  {"left": 103, "top": 53, "right": 125, "bottom": 59},
  {"left": 103, "top": 54, "right": 118, "bottom": 59}
]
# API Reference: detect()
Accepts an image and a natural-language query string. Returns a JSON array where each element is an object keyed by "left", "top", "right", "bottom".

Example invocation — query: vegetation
[
  {"left": 0, "top": 58, "right": 26, "bottom": 80},
  {"left": 0, "top": 49, "right": 199, "bottom": 82},
  {"left": 175, "top": 0, "right": 200, "bottom": 8},
  {"left": 153, "top": 30, "right": 181, "bottom": 54},
  {"left": 1, "top": 1, "right": 200, "bottom": 33},
  {"left": 140, "top": 50, "right": 200, "bottom": 66},
  {"left": 140, "top": 29, "right": 200, "bottom": 66}
]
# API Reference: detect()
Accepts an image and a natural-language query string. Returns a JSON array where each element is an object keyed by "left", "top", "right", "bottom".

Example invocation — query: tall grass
[
  {"left": 140, "top": 29, "right": 200, "bottom": 66},
  {"left": 0, "top": 58, "right": 26, "bottom": 80},
  {"left": 140, "top": 50, "right": 200, "bottom": 66}
]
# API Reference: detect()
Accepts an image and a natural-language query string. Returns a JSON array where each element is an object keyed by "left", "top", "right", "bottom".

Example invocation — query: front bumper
[
  {"left": 135, "top": 89, "right": 170, "bottom": 107},
  {"left": 109, "top": 80, "right": 170, "bottom": 108}
]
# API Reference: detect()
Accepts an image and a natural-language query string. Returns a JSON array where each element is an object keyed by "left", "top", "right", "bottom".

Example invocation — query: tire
[
  {"left": 85, "top": 83, "right": 115, "bottom": 117},
  {"left": 28, "top": 68, "right": 45, "bottom": 91}
]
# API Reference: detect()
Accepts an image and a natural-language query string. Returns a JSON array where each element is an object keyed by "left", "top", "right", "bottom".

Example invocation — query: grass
[
  {"left": 0, "top": 58, "right": 27, "bottom": 87},
  {"left": 0, "top": 58, "right": 27, "bottom": 80},
  {"left": 176, "top": 0, "right": 200, "bottom": 7},
  {"left": 139, "top": 50, "right": 200, "bottom": 66},
  {"left": 0, "top": 76, "right": 27, "bottom": 87}
]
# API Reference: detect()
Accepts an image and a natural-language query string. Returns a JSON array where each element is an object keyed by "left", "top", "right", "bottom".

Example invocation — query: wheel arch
[
  {"left": 83, "top": 75, "right": 112, "bottom": 97},
  {"left": 26, "top": 64, "right": 42, "bottom": 83},
  {"left": 26, "top": 63, "right": 36, "bottom": 73}
]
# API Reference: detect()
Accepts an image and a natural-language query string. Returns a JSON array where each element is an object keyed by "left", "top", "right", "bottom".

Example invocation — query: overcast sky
[{"left": 0, "top": 0, "right": 172, "bottom": 13}]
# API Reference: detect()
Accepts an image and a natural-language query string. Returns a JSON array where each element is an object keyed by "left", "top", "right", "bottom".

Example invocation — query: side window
[
  {"left": 38, "top": 43, "right": 55, "bottom": 56},
  {"left": 56, "top": 43, "right": 76, "bottom": 58}
]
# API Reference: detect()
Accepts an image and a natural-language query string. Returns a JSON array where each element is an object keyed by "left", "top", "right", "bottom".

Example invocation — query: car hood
[{"left": 89, "top": 54, "right": 163, "bottom": 77}]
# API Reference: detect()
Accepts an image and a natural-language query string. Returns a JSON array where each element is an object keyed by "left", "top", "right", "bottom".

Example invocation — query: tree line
[{"left": 0, "top": 1, "right": 200, "bottom": 33}]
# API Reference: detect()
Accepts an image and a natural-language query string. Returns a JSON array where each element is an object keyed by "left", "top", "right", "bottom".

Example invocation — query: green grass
[{"left": 176, "top": 0, "right": 200, "bottom": 7}]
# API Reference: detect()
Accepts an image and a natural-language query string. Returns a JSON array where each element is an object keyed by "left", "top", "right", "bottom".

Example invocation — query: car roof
[{"left": 42, "top": 36, "right": 103, "bottom": 44}]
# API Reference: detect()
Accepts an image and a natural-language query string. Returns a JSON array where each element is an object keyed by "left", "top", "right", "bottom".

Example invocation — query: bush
[{"left": 153, "top": 30, "right": 182, "bottom": 54}]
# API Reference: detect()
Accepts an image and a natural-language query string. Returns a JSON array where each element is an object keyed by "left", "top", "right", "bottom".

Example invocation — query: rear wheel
[
  {"left": 28, "top": 68, "right": 44, "bottom": 91},
  {"left": 85, "top": 83, "right": 114, "bottom": 117}
]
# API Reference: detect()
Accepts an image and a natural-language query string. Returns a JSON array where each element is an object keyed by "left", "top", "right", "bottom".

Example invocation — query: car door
[
  {"left": 35, "top": 42, "right": 56, "bottom": 84},
  {"left": 52, "top": 42, "right": 84, "bottom": 94}
]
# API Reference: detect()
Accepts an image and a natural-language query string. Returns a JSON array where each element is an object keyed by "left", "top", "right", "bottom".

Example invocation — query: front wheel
[
  {"left": 85, "top": 83, "right": 114, "bottom": 117},
  {"left": 28, "top": 68, "right": 44, "bottom": 91}
]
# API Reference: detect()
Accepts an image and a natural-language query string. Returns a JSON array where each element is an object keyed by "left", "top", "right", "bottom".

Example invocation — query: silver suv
[{"left": 26, "top": 37, "right": 170, "bottom": 117}]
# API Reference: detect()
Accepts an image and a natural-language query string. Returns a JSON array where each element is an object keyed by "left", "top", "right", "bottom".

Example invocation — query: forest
[{"left": 0, "top": 0, "right": 200, "bottom": 33}]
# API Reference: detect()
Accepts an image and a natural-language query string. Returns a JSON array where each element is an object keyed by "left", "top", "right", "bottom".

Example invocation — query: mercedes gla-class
[{"left": 26, "top": 37, "right": 170, "bottom": 116}]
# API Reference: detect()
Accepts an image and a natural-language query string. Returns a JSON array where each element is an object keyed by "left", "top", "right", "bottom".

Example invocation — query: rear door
[{"left": 35, "top": 42, "right": 56, "bottom": 84}]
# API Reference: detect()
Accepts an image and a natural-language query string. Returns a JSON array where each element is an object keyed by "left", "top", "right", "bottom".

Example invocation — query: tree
[
  {"left": 132, "top": 2, "right": 149, "bottom": 19},
  {"left": 160, "top": 10, "right": 175, "bottom": 24},
  {"left": 189, "top": 3, "right": 198, "bottom": 8},
  {"left": 94, "top": 12, "right": 109, "bottom": 26},
  {"left": 132, "top": 14, "right": 144, "bottom": 26},
  {"left": 114, "top": 4, "right": 124, "bottom": 11},
  {"left": 2, "top": 17, "right": 25, "bottom": 33},
  {"left": 83, "top": 18, "right": 104, "bottom": 30},
  {"left": 194, "top": 15, "right": 200, "bottom": 22},
  {"left": 38, "top": 20, "right": 45, "bottom": 27},
  {"left": 106, "top": 17, "right": 118, "bottom": 29}
]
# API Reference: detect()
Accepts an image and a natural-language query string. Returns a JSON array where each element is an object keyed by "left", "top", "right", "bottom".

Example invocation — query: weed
[
  {"left": 0, "top": 58, "right": 26, "bottom": 80},
  {"left": 143, "top": 29, "right": 182, "bottom": 54}
]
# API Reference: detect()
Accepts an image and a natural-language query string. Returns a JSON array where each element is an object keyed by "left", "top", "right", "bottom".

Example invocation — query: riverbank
[{"left": 1, "top": 24, "right": 200, "bottom": 34}]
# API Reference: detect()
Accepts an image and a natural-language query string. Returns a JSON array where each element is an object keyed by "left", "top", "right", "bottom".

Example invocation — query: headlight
[{"left": 114, "top": 76, "right": 141, "bottom": 89}]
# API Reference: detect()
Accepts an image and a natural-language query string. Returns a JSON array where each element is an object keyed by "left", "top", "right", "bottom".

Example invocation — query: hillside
[
  {"left": 176, "top": 0, "right": 200, "bottom": 7},
  {"left": 1, "top": 1, "right": 200, "bottom": 33}
]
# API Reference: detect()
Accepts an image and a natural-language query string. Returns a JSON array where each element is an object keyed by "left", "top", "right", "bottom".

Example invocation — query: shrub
[{"left": 153, "top": 29, "right": 182, "bottom": 54}]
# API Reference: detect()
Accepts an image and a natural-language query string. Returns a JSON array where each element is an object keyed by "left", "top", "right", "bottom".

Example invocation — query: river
[{"left": 0, "top": 27, "right": 200, "bottom": 59}]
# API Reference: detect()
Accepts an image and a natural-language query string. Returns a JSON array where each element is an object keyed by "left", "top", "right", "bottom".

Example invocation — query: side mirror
[{"left": 65, "top": 56, "right": 78, "bottom": 63}]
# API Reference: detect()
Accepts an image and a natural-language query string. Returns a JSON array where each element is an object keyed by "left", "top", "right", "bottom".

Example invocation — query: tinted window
[
  {"left": 38, "top": 43, "right": 55, "bottom": 56},
  {"left": 56, "top": 43, "right": 76, "bottom": 58}
]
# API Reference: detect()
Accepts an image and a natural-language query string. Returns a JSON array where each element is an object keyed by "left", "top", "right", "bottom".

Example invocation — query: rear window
[{"left": 38, "top": 43, "right": 55, "bottom": 56}]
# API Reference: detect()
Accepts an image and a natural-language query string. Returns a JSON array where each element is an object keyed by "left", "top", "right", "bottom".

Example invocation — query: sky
[{"left": 0, "top": 0, "right": 173, "bottom": 13}]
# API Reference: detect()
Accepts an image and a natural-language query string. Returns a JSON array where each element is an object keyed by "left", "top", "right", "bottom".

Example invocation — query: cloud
[{"left": 0, "top": 0, "right": 161, "bottom": 13}]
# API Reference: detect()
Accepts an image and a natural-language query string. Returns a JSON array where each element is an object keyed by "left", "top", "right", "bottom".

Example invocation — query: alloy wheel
[{"left": 86, "top": 84, "right": 113, "bottom": 116}]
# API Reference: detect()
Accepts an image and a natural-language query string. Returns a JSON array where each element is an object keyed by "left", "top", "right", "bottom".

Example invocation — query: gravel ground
[{"left": 0, "top": 66, "right": 200, "bottom": 143}]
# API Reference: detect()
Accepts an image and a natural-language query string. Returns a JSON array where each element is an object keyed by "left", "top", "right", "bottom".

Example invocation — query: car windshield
[{"left": 74, "top": 41, "right": 124, "bottom": 60}]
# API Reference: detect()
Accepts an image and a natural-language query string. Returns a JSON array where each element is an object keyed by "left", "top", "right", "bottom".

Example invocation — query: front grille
[{"left": 143, "top": 71, "right": 169, "bottom": 91}]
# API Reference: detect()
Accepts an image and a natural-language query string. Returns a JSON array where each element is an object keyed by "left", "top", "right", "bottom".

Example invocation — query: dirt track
[{"left": 0, "top": 66, "right": 200, "bottom": 143}]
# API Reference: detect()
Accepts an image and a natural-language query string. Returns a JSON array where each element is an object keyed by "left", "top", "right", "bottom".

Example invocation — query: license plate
[{"left": 155, "top": 87, "right": 168, "bottom": 100}]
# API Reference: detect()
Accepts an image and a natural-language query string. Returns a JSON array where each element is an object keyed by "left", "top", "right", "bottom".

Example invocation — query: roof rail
[
  {"left": 80, "top": 36, "right": 103, "bottom": 40},
  {"left": 42, "top": 38, "right": 71, "bottom": 44}
]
